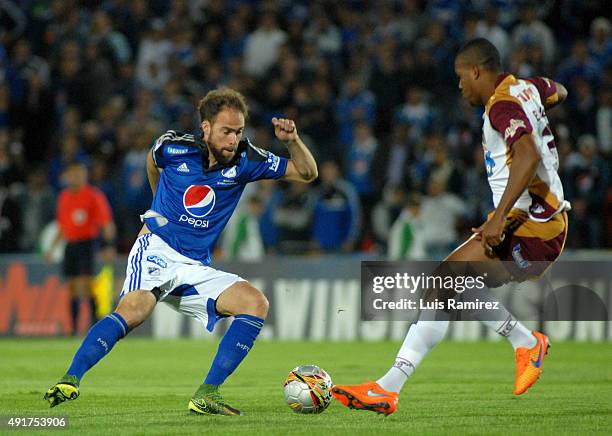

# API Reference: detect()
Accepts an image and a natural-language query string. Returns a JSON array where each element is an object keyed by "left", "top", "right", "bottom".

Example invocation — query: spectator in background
[
  {"left": 5, "top": 38, "right": 49, "bottom": 106},
  {"left": 45, "top": 161, "right": 116, "bottom": 333},
  {"left": 272, "top": 181, "right": 316, "bottom": 253},
  {"left": 0, "top": 0, "right": 26, "bottom": 46},
  {"left": 335, "top": 75, "right": 376, "bottom": 147},
  {"left": 346, "top": 120, "right": 378, "bottom": 236},
  {"left": 14, "top": 67, "right": 55, "bottom": 162},
  {"left": 568, "top": 77, "right": 598, "bottom": 135},
  {"left": 305, "top": 7, "right": 342, "bottom": 59},
  {"left": 17, "top": 165, "right": 56, "bottom": 252},
  {"left": 476, "top": 7, "right": 510, "bottom": 62},
  {"left": 508, "top": 44, "right": 536, "bottom": 78},
  {"left": 372, "top": 185, "right": 407, "bottom": 250},
  {"left": 135, "top": 19, "right": 172, "bottom": 91},
  {"left": 396, "top": 86, "right": 434, "bottom": 142},
  {"left": 81, "top": 40, "right": 113, "bottom": 111},
  {"left": 419, "top": 20, "right": 454, "bottom": 87},
  {"left": 48, "top": 131, "right": 89, "bottom": 191},
  {"left": 221, "top": 195, "right": 265, "bottom": 261},
  {"left": 511, "top": 4, "right": 556, "bottom": 65},
  {"left": 419, "top": 176, "right": 465, "bottom": 260},
  {"left": 426, "top": 140, "right": 463, "bottom": 197},
  {"left": 306, "top": 79, "right": 337, "bottom": 159},
  {"left": 221, "top": 16, "right": 247, "bottom": 64},
  {"left": 89, "top": 10, "right": 132, "bottom": 71},
  {"left": 388, "top": 192, "right": 426, "bottom": 260},
  {"left": 565, "top": 135, "right": 610, "bottom": 248},
  {"left": 369, "top": 39, "right": 403, "bottom": 137},
  {"left": 312, "top": 160, "right": 361, "bottom": 252},
  {"left": 396, "top": 0, "right": 424, "bottom": 45},
  {"left": 243, "top": 11, "right": 287, "bottom": 78},
  {"left": 52, "top": 39, "right": 96, "bottom": 120},
  {"left": 588, "top": 17, "right": 612, "bottom": 68},
  {"left": 557, "top": 40, "right": 602, "bottom": 93},
  {"left": 378, "top": 123, "right": 413, "bottom": 189}
]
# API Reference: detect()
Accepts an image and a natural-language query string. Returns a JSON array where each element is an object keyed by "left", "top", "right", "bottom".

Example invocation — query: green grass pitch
[{"left": 0, "top": 338, "right": 610, "bottom": 435}]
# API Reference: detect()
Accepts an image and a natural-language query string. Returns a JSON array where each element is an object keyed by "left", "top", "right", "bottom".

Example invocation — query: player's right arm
[{"left": 147, "top": 148, "right": 161, "bottom": 194}]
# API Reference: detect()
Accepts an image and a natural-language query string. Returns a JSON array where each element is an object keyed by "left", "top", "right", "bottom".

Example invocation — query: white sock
[
  {"left": 484, "top": 315, "right": 537, "bottom": 349},
  {"left": 461, "top": 288, "right": 537, "bottom": 349},
  {"left": 377, "top": 318, "right": 449, "bottom": 393}
]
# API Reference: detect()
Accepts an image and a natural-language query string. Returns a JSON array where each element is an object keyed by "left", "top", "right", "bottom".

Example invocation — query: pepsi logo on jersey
[
  {"left": 183, "top": 185, "right": 215, "bottom": 217},
  {"left": 180, "top": 185, "right": 215, "bottom": 228}
]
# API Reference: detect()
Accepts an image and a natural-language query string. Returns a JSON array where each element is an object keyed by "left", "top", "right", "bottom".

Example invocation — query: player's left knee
[{"left": 217, "top": 282, "right": 269, "bottom": 318}]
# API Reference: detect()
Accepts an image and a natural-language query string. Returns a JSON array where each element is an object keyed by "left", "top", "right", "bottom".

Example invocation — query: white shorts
[{"left": 120, "top": 233, "right": 244, "bottom": 331}]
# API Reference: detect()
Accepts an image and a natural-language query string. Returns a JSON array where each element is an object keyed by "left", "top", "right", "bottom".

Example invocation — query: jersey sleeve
[
  {"left": 56, "top": 192, "right": 69, "bottom": 233},
  {"left": 241, "top": 139, "right": 289, "bottom": 182},
  {"left": 488, "top": 100, "right": 533, "bottom": 147},
  {"left": 93, "top": 189, "right": 113, "bottom": 225},
  {"left": 152, "top": 133, "right": 169, "bottom": 169},
  {"left": 526, "top": 76, "right": 559, "bottom": 107},
  {"left": 151, "top": 130, "right": 195, "bottom": 169}
]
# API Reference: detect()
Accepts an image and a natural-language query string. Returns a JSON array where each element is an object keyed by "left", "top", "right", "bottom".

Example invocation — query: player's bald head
[{"left": 455, "top": 38, "right": 501, "bottom": 72}]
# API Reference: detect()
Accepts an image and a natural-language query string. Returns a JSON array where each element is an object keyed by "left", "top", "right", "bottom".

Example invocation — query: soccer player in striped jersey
[{"left": 332, "top": 38, "right": 569, "bottom": 415}]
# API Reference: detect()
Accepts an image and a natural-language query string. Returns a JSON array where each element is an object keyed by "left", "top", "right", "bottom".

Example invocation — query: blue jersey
[{"left": 143, "top": 130, "right": 288, "bottom": 264}]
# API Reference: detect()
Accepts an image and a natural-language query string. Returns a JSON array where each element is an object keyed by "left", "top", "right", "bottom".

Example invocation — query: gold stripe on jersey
[
  {"left": 489, "top": 209, "right": 567, "bottom": 241},
  {"left": 485, "top": 74, "right": 521, "bottom": 116},
  {"left": 527, "top": 174, "right": 561, "bottom": 211},
  {"left": 485, "top": 74, "right": 522, "bottom": 168},
  {"left": 510, "top": 209, "right": 566, "bottom": 240}
]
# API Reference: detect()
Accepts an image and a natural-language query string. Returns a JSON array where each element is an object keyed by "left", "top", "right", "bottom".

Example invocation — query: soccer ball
[{"left": 283, "top": 365, "right": 333, "bottom": 414}]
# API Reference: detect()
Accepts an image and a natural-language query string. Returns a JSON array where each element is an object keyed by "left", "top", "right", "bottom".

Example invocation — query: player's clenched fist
[{"left": 272, "top": 117, "right": 299, "bottom": 142}]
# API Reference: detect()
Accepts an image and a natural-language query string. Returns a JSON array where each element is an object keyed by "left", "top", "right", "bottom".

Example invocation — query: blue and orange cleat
[
  {"left": 331, "top": 381, "right": 398, "bottom": 415},
  {"left": 514, "top": 331, "right": 550, "bottom": 395}
]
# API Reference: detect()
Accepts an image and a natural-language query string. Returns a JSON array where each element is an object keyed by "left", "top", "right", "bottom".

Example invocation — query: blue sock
[
  {"left": 66, "top": 312, "right": 128, "bottom": 381},
  {"left": 204, "top": 314, "right": 264, "bottom": 385}
]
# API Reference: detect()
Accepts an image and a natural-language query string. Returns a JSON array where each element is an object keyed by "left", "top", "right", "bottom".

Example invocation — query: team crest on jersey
[
  {"left": 484, "top": 150, "right": 495, "bottom": 177},
  {"left": 221, "top": 165, "right": 237, "bottom": 178},
  {"left": 146, "top": 255, "right": 167, "bottom": 268},
  {"left": 183, "top": 185, "right": 216, "bottom": 217},
  {"left": 267, "top": 153, "right": 280, "bottom": 172},
  {"left": 504, "top": 119, "right": 526, "bottom": 141},
  {"left": 511, "top": 244, "right": 531, "bottom": 269}
]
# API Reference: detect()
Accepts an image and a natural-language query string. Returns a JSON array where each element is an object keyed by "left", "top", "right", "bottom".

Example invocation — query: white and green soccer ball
[{"left": 283, "top": 365, "right": 333, "bottom": 414}]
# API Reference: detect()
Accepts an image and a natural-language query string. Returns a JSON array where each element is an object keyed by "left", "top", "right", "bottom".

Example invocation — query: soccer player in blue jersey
[{"left": 44, "top": 88, "right": 318, "bottom": 415}]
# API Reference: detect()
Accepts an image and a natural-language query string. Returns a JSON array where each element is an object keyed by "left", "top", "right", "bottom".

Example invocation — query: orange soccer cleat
[
  {"left": 331, "top": 381, "right": 398, "bottom": 415},
  {"left": 514, "top": 331, "right": 550, "bottom": 395}
]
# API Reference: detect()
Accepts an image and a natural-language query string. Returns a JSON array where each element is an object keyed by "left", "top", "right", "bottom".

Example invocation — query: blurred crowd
[{"left": 0, "top": 0, "right": 610, "bottom": 260}]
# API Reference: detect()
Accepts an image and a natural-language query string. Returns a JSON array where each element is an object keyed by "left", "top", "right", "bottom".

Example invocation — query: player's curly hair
[{"left": 198, "top": 88, "right": 249, "bottom": 123}]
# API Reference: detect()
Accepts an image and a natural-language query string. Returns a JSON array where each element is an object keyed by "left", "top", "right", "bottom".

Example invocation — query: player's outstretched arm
[
  {"left": 146, "top": 149, "right": 162, "bottom": 194},
  {"left": 272, "top": 117, "right": 318, "bottom": 183}
]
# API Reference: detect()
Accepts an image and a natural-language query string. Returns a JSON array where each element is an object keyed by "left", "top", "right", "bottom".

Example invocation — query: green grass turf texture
[{"left": 0, "top": 338, "right": 610, "bottom": 435}]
